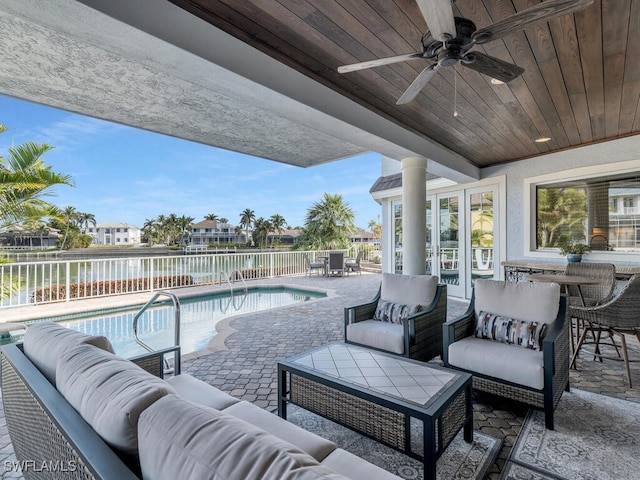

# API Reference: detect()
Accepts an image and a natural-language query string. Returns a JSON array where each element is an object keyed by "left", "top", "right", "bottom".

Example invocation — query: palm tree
[
  {"left": 204, "top": 213, "right": 219, "bottom": 222},
  {"left": 177, "top": 215, "right": 195, "bottom": 244},
  {"left": 76, "top": 211, "right": 96, "bottom": 233},
  {"left": 142, "top": 217, "right": 161, "bottom": 246},
  {"left": 368, "top": 215, "right": 382, "bottom": 243},
  {"left": 0, "top": 124, "right": 74, "bottom": 229},
  {"left": 218, "top": 217, "right": 229, "bottom": 224},
  {"left": 297, "top": 193, "right": 356, "bottom": 250},
  {"left": 252, "top": 217, "right": 272, "bottom": 249},
  {"left": 59, "top": 206, "right": 78, "bottom": 249},
  {"left": 269, "top": 213, "right": 287, "bottom": 247},
  {"left": 239, "top": 208, "right": 255, "bottom": 245}
]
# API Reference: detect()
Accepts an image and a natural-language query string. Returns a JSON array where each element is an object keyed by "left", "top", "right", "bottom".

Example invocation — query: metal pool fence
[{"left": 0, "top": 249, "right": 352, "bottom": 308}]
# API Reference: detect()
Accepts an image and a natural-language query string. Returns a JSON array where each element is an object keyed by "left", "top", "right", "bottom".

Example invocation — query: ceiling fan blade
[
  {"left": 337, "top": 52, "right": 424, "bottom": 73},
  {"left": 461, "top": 52, "right": 524, "bottom": 83},
  {"left": 396, "top": 64, "right": 438, "bottom": 105},
  {"left": 415, "top": 0, "right": 456, "bottom": 42},
  {"left": 472, "top": 0, "right": 594, "bottom": 44}
]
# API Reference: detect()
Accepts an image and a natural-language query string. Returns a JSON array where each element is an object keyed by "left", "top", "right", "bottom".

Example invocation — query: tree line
[{"left": 0, "top": 123, "right": 379, "bottom": 252}]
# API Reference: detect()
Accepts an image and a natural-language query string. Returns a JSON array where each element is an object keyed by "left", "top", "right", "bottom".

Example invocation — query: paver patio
[{"left": 0, "top": 271, "right": 638, "bottom": 479}]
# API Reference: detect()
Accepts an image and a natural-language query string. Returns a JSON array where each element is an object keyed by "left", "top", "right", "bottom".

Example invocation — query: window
[{"left": 535, "top": 172, "right": 640, "bottom": 252}]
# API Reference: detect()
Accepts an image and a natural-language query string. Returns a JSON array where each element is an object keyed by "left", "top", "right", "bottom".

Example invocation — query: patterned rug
[
  {"left": 287, "top": 405, "right": 501, "bottom": 480},
  {"left": 503, "top": 388, "right": 640, "bottom": 480}
]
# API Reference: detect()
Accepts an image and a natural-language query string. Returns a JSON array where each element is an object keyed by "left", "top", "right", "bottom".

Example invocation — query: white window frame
[{"left": 523, "top": 159, "right": 640, "bottom": 263}]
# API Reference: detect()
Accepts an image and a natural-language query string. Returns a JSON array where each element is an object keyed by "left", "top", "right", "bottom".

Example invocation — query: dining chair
[
  {"left": 304, "top": 253, "right": 325, "bottom": 276},
  {"left": 327, "top": 251, "right": 345, "bottom": 277},
  {"left": 564, "top": 262, "right": 616, "bottom": 354},
  {"left": 345, "top": 250, "right": 363, "bottom": 275},
  {"left": 569, "top": 275, "right": 640, "bottom": 387}
]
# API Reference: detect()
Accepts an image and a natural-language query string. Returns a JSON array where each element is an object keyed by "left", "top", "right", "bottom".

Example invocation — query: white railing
[{"left": 0, "top": 249, "right": 340, "bottom": 308}]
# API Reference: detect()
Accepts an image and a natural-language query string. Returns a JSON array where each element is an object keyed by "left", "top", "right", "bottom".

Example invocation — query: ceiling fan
[{"left": 337, "top": 0, "right": 594, "bottom": 105}]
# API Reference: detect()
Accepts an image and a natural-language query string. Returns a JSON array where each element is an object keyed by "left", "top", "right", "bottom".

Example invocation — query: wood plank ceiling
[{"left": 168, "top": 0, "right": 640, "bottom": 168}]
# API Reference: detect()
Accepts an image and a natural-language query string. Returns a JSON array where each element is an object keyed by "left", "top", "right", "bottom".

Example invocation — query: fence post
[{"left": 65, "top": 261, "right": 71, "bottom": 302}]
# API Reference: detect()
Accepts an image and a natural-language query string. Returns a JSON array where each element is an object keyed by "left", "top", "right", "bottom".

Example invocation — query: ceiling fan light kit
[{"left": 337, "top": 0, "right": 595, "bottom": 105}]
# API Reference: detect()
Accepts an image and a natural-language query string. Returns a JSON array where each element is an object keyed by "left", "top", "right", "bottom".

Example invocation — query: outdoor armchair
[
  {"left": 443, "top": 279, "right": 568, "bottom": 430},
  {"left": 344, "top": 273, "right": 447, "bottom": 362}
]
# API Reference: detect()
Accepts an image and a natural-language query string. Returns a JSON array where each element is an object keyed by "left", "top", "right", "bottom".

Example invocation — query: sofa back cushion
[
  {"left": 23, "top": 321, "right": 115, "bottom": 386},
  {"left": 381, "top": 273, "right": 438, "bottom": 308},
  {"left": 56, "top": 344, "right": 176, "bottom": 457},
  {"left": 138, "top": 395, "right": 348, "bottom": 480},
  {"left": 474, "top": 280, "right": 561, "bottom": 327}
]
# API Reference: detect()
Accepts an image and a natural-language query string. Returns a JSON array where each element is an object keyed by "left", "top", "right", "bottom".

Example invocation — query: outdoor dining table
[
  {"left": 527, "top": 273, "right": 603, "bottom": 368},
  {"left": 526, "top": 273, "right": 602, "bottom": 307}
]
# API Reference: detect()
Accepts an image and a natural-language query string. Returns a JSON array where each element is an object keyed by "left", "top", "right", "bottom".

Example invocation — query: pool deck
[{"left": 1, "top": 272, "right": 639, "bottom": 479}]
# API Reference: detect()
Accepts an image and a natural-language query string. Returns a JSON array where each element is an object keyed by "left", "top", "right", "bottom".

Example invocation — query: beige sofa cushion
[
  {"left": 224, "top": 401, "right": 337, "bottom": 462},
  {"left": 23, "top": 321, "right": 115, "bottom": 385},
  {"left": 167, "top": 374, "right": 240, "bottom": 410},
  {"left": 321, "top": 448, "right": 403, "bottom": 480},
  {"left": 138, "top": 395, "right": 348, "bottom": 480},
  {"left": 448, "top": 337, "right": 545, "bottom": 390},
  {"left": 346, "top": 320, "right": 404, "bottom": 354},
  {"left": 381, "top": 273, "right": 438, "bottom": 307},
  {"left": 56, "top": 344, "right": 176, "bottom": 456},
  {"left": 474, "top": 279, "right": 560, "bottom": 327}
]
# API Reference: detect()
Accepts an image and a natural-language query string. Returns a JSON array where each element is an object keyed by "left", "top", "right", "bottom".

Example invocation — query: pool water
[{"left": 29, "top": 287, "right": 325, "bottom": 357}]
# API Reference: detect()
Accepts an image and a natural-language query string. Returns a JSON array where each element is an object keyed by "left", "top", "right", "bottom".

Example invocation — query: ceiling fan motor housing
[{"left": 425, "top": 17, "right": 476, "bottom": 67}]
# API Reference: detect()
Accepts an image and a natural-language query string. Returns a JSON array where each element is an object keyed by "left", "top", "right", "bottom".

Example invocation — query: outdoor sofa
[{"left": 1, "top": 322, "right": 400, "bottom": 480}]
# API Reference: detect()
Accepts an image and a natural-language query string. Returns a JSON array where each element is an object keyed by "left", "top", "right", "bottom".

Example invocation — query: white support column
[{"left": 401, "top": 156, "right": 427, "bottom": 275}]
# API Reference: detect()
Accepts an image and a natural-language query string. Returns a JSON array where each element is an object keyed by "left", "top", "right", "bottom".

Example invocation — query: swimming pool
[{"left": 25, "top": 287, "right": 326, "bottom": 357}]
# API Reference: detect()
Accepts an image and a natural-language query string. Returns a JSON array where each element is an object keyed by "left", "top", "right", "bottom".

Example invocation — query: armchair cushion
[
  {"left": 381, "top": 273, "right": 438, "bottom": 307},
  {"left": 475, "top": 279, "right": 560, "bottom": 327},
  {"left": 374, "top": 300, "right": 421, "bottom": 324},
  {"left": 345, "top": 320, "right": 404, "bottom": 354},
  {"left": 448, "top": 337, "right": 545, "bottom": 389},
  {"left": 475, "top": 311, "right": 547, "bottom": 350}
]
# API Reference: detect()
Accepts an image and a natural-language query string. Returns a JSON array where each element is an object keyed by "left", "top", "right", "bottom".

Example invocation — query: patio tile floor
[{"left": 1, "top": 272, "right": 638, "bottom": 479}]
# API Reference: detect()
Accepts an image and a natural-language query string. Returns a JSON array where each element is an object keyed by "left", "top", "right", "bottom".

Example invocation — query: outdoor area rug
[
  {"left": 504, "top": 388, "right": 640, "bottom": 480},
  {"left": 287, "top": 405, "right": 501, "bottom": 480}
]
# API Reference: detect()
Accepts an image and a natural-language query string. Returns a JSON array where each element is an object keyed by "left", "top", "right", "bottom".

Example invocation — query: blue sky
[{"left": 0, "top": 95, "right": 382, "bottom": 230}]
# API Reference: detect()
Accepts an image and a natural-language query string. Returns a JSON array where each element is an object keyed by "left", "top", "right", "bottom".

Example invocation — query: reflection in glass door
[
  {"left": 394, "top": 203, "right": 403, "bottom": 274},
  {"left": 427, "top": 192, "right": 464, "bottom": 297},
  {"left": 468, "top": 189, "right": 496, "bottom": 297}
]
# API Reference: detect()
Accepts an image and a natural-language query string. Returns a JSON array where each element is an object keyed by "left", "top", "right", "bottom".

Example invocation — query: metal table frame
[{"left": 277, "top": 343, "right": 473, "bottom": 480}]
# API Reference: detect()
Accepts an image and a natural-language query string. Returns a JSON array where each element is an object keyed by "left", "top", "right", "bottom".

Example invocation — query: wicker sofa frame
[
  {"left": 442, "top": 292, "right": 569, "bottom": 430},
  {"left": 1, "top": 343, "right": 178, "bottom": 480},
  {"left": 344, "top": 283, "right": 447, "bottom": 362}
]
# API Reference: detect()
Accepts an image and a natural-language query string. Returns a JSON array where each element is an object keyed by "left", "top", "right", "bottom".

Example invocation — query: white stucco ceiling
[{"left": 0, "top": 0, "right": 478, "bottom": 181}]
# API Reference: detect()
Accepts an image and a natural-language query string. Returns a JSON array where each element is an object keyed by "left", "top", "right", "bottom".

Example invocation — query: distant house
[
  {"left": 267, "top": 229, "right": 301, "bottom": 245},
  {"left": 0, "top": 226, "right": 61, "bottom": 249},
  {"left": 190, "top": 220, "right": 246, "bottom": 245},
  {"left": 85, "top": 223, "right": 141, "bottom": 245},
  {"left": 350, "top": 228, "right": 377, "bottom": 245}
]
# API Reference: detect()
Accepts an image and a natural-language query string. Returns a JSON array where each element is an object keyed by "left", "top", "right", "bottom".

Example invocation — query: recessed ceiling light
[
  {"left": 490, "top": 78, "right": 505, "bottom": 85},
  {"left": 535, "top": 137, "right": 551, "bottom": 143}
]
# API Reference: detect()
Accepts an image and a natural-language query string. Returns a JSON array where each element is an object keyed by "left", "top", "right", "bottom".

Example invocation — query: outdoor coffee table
[{"left": 277, "top": 343, "right": 473, "bottom": 480}]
